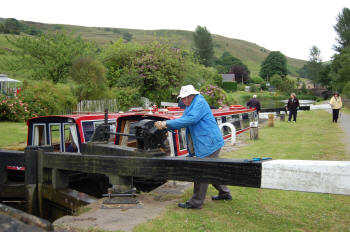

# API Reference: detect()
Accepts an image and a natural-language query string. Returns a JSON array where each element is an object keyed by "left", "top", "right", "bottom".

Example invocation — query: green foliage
[
  {"left": 3, "top": 32, "right": 97, "bottom": 83},
  {"left": 319, "top": 63, "right": 332, "bottom": 87},
  {"left": 331, "top": 47, "right": 350, "bottom": 92},
  {"left": 113, "top": 87, "right": 143, "bottom": 111},
  {"left": 270, "top": 74, "right": 296, "bottom": 92},
  {"left": 249, "top": 76, "right": 265, "bottom": 84},
  {"left": 215, "top": 52, "right": 241, "bottom": 73},
  {"left": 101, "top": 40, "right": 189, "bottom": 104},
  {"left": 0, "top": 96, "right": 31, "bottom": 121},
  {"left": 333, "top": 7, "right": 350, "bottom": 52},
  {"left": 199, "top": 84, "right": 226, "bottom": 108},
  {"left": 259, "top": 51, "right": 288, "bottom": 79},
  {"left": 123, "top": 32, "right": 133, "bottom": 42},
  {"left": 193, "top": 25, "right": 214, "bottom": 67},
  {"left": 21, "top": 80, "right": 77, "bottom": 117},
  {"left": 270, "top": 74, "right": 283, "bottom": 89},
  {"left": 222, "top": 82, "right": 237, "bottom": 92},
  {"left": 70, "top": 56, "right": 109, "bottom": 101},
  {"left": 2, "top": 18, "right": 21, "bottom": 35},
  {"left": 343, "top": 81, "right": 350, "bottom": 98},
  {"left": 307, "top": 46, "right": 322, "bottom": 87}
]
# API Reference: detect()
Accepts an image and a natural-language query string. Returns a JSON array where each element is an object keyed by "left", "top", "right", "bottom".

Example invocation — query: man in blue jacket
[{"left": 155, "top": 85, "right": 232, "bottom": 209}]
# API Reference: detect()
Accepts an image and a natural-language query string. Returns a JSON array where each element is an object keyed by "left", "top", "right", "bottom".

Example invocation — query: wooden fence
[{"left": 76, "top": 99, "right": 119, "bottom": 113}]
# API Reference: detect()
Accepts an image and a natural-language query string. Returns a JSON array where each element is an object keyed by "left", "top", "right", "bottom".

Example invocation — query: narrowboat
[
  {"left": 25, "top": 105, "right": 256, "bottom": 156},
  {"left": 7, "top": 105, "right": 256, "bottom": 173}
]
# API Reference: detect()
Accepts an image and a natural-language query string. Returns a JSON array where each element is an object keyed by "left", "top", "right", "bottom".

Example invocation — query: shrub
[
  {"left": 200, "top": 85, "right": 227, "bottom": 108},
  {"left": 250, "top": 76, "right": 265, "bottom": 84},
  {"left": 0, "top": 96, "right": 31, "bottom": 121},
  {"left": 343, "top": 81, "right": 350, "bottom": 98},
  {"left": 113, "top": 87, "right": 143, "bottom": 111},
  {"left": 222, "top": 82, "right": 237, "bottom": 92}
]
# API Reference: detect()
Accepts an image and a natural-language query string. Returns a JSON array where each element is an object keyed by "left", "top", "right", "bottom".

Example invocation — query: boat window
[
  {"left": 178, "top": 128, "right": 187, "bottom": 151},
  {"left": 33, "top": 124, "right": 47, "bottom": 146},
  {"left": 82, "top": 120, "right": 116, "bottom": 142},
  {"left": 50, "top": 124, "right": 61, "bottom": 152},
  {"left": 64, "top": 124, "right": 79, "bottom": 152},
  {"left": 118, "top": 120, "right": 136, "bottom": 147}
]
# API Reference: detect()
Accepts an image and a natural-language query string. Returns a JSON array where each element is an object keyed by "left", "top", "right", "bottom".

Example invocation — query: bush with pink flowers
[
  {"left": 199, "top": 84, "right": 227, "bottom": 108},
  {"left": 0, "top": 96, "right": 31, "bottom": 121}
]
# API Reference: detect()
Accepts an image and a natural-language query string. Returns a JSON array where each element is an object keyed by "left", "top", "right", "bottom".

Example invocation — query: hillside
[{"left": 1, "top": 19, "right": 306, "bottom": 77}]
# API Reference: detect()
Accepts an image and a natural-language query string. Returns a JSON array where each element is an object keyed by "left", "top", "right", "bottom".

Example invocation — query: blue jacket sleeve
[{"left": 166, "top": 100, "right": 206, "bottom": 130}]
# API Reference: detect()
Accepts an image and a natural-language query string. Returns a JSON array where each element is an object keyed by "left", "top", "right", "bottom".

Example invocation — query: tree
[
  {"left": 319, "top": 63, "right": 332, "bottom": 88},
  {"left": 333, "top": 7, "right": 350, "bottom": 52},
  {"left": 307, "top": 46, "right": 322, "bottom": 88},
  {"left": 123, "top": 32, "right": 133, "bottom": 42},
  {"left": 70, "top": 57, "right": 109, "bottom": 101},
  {"left": 193, "top": 25, "right": 214, "bottom": 67},
  {"left": 230, "top": 64, "right": 250, "bottom": 84},
  {"left": 101, "top": 40, "right": 187, "bottom": 104},
  {"left": 215, "top": 52, "right": 242, "bottom": 73},
  {"left": 259, "top": 51, "right": 288, "bottom": 80},
  {"left": 331, "top": 46, "right": 350, "bottom": 92},
  {"left": 4, "top": 32, "right": 97, "bottom": 83},
  {"left": 3, "top": 18, "right": 20, "bottom": 34}
]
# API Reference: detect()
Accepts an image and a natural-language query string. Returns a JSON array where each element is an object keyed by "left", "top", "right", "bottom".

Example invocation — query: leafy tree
[
  {"left": 331, "top": 46, "right": 350, "bottom": 92},
  {"left": 123, "top": 32, "right": 133, "bottom": 42},
  {"left": 333, "top": 7, "right": 350, "bottom": 52},
  {"left": 3, "top": 18, "right": 21, "bottom": 34},
  {"left": 4, "top": 32, "right": 97, "bottom": 83},
  {"left": 307, "top": 46, "right": 322, "bottom": 87},
  {"left": 70, "top": 56, "right": 109, "bottom": 101},
  {"left": 259, "top": 51, "right": 288, "bottom": 80},
  {"left": 319, "top": 63, "right": 332, "bottom": 88},
  {"left": 193, "top": 25, "right": 214, "bottom": 67},
  {"left": 101, "top": 40, "right": 187, "bottom": 104},
  {"left": 230, "top": 64, "right": 250, "bottom": 84},
  {"left": 297, "top": 64, "right": 308, "bottom": 78},
  {"left": 215, "top": 52, "right": 243, "bottom": 73},
  {"left": 270, "top": 74, "right": 283, "bottom": 90}
]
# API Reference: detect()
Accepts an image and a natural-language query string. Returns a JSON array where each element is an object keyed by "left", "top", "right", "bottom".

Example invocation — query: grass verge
[
  {"left": 0, "top": 121, "right": 27, "bottom": 150},
  {"left": 133, "top": 110, "right": 350, "bottom": 232}
]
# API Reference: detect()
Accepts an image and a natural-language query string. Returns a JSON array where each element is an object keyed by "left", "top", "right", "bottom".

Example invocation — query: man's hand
[{"left": 155, "top": 121, "right": 167, "bottom": 130}]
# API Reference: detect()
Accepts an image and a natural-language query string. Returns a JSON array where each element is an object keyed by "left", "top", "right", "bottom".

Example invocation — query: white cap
[{"left": 178, "top": 85, "right": 200, "bottom": 98}]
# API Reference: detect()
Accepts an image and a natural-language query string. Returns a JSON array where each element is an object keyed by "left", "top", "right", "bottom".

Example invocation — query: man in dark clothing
[
  {"left": 286, "top": 93, "right": 300, "bottom": 122},
  {"left": 246, "top": 95, "right": 261, "bottom": 113}
]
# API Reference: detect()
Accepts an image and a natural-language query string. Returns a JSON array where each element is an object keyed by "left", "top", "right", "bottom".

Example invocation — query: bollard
[
  {"left": 268, "top": 114, "right": 274, "bottom": 127},
  {"left": 280, "top": 113, "right": 285, "bottom": 121},
  {"left": 250, "top": 122, "right": 259, "bottom": 140}
]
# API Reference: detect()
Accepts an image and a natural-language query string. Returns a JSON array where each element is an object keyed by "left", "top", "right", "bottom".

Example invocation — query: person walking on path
[
  {"left": 286, "top": 93, "right": 300, "bottom": 122},
  {"left": 246, "top": 94, "right": 261, "bottom": 114},
  {"left": 155, "top": 85, "right": 232, "bottom": 209},
  {"left": 329, "top": 92, "right": 343, "bottom": 123}
]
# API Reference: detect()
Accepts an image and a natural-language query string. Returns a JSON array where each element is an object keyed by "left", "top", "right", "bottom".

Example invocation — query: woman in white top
[{"left": 329, "top": 92, "right": 343, "bottom": 123}]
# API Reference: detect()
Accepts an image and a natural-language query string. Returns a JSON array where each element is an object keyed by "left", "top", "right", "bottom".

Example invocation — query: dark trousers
[
  {"left": 188, "top": 149, "right": 231, "bottom": 208},
  {"left": 332, "top": 109, "right": 340, "bottom": 122},
  {"left": 288, "top": 109, "right": 297, "bottom": 122}
]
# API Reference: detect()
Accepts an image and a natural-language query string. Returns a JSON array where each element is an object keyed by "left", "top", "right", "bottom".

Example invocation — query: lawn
[
  {"left": 0, "top": 121, "right": 27, "bottom": 150},
  {"left": 133, "top": 110, "right": 350, "bottom": 232}
]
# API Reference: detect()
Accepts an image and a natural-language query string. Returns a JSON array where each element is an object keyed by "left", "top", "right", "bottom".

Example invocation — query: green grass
[
  {"left": 0, "top": 121, "right": 27, "bottom": 150},
  {"left": 133, "top": 110, "right": 350, "bottom": 232}
]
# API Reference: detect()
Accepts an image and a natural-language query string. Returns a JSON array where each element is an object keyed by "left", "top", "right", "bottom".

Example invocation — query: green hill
[{"left": 1, "top": 19, "right": 306, "bottom": 77}]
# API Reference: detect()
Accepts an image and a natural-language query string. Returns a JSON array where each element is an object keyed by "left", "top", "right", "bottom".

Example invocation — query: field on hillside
[{"left": 0, "top": 20, "right": 306, "bottom": 77}]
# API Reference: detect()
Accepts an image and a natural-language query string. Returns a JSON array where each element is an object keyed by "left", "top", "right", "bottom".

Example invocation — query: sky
[{"left": 2, "top": 0, "right": 349, "bottom": 61}]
